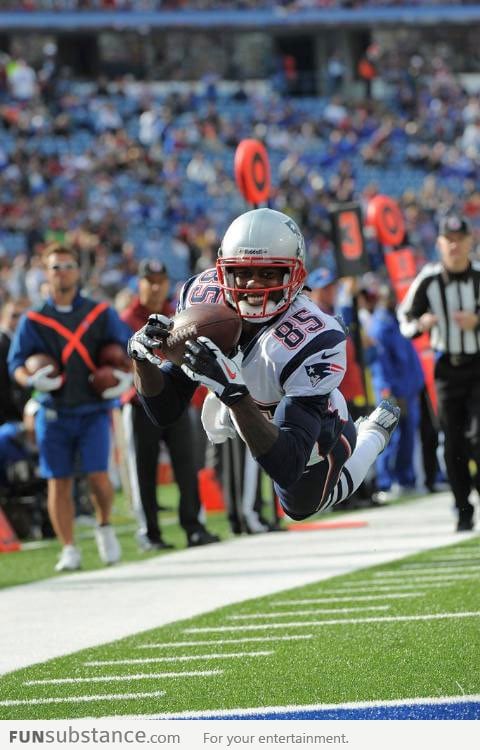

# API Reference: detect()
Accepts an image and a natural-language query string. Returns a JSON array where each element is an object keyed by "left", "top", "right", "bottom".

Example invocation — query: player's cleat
[
  {"left": 456, "top": 505, "right": 474, "bottom": 532},
  {"left": 95, "top": 524, "right": 121, "bottom": 565},
  {"left": 357, "top": 399, "right": 400, "bottom": 452},
  {"left": 54, "top": 544, "right": 82, "bottom": 572},
  {"left": 187, "top": 528, "right": 220, "bottom": 547},
  {"left": 137, "top": 533, "right": 174, "bottom": 552}
]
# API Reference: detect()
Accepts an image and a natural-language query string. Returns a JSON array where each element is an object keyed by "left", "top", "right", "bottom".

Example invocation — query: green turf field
[{"left": 1, "top": 537, "right": 478, "bottom": 720}]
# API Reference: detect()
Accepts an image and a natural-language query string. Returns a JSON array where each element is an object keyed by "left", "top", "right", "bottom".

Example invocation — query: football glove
[
  {"left": 27, "top": 364, "right": 63, "bottom": 392},
  {"left": 181, "top": 336, "right": 249, "bottom": 407},
  {"left": 101, "top": 369, "right": 134, "bottom": 400},
  {"left": 127, "top": 313, "right": 173, "bottom": 366}
]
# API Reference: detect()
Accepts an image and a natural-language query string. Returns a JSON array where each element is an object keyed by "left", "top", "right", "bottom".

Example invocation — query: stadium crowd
[{"left": 0, "top": 40, "right": 479, "bottom": 309}]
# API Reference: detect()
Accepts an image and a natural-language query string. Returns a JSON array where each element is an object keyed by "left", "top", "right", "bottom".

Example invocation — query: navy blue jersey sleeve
[
  {"left": 139, "top": 361, "right": 197, "bottom": 427},
  {"left": 255, "top": 394, "right": 342, "bottom": 489}
]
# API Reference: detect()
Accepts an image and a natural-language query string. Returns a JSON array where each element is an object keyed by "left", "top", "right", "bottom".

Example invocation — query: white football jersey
[{"left": 179, "top": 269, "right": 348, "bottom": 422}]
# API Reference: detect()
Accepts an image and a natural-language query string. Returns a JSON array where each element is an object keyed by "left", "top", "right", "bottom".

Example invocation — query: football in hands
[{"left": 162, "top": 304, "right": 242, "bottom": 366}]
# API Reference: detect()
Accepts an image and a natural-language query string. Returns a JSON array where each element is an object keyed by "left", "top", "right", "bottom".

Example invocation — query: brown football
[
  {"left": 25, "top": 353, "right": 61, "bottom": 376},
  {"left": 89, "top": 365, "right": 121, "bottom": 397},
  {"left": 98, "top": 342, "right": 131, "bottom": 372},
  {"left": 162, "top": 304, "right": 242, "bottom": 366}
]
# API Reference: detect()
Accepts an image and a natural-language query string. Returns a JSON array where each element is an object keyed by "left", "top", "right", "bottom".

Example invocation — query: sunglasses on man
[{"left": 47, "top": 262, "right": 79, "bottom": 271}]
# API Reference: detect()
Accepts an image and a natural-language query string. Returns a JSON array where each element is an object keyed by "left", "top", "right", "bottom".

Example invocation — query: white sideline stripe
[
  {"left": 271, "top": 594, "right": 422, "bottom": 605},
  {"left": 137, "top": 635, "right": 313, "bottom": 649},
  {"left": 85, "top": 650, "right": 273, "bottom": 666},
  {"left": 185, "top": 611, "right": 480, "bottom": 633},
  {"left": 125, "top": 693, "right": 480, "bottom": 720},
  {"left": 0, "top": 691, "right": 166, "bottom": 708},
  {"left": 25, "top": 670, "right": 222, "bottom": 685},
  {"left": 229, "top": 605, "right": 390, "bottom": 620},
  {"left": 374, "top": 568, "right": 480, "bottom": 577}
]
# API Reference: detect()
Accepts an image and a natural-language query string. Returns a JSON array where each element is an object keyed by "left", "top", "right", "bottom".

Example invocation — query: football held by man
[{"left": 128, "top": 208, "right": 400, "bottom": 520}]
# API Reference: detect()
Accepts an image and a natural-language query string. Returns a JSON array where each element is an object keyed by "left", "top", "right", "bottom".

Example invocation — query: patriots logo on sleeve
[{"left": 305, "top": 361, "right": 344, "bottom": 387}]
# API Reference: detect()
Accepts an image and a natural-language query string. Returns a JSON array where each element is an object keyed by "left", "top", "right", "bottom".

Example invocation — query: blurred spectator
[
  {"left": 0, "top": 296, "right": 30, "bottom": 425},
  {"left": 121, "top": 259, "right": 220, "bottom": 549},
  {"left": 357, "top": 44, "right": 379, "bottom": 99},
  {"left": 7, "top": 58, "right": 37, "bottom": 102},
  {"left": 370, "top": 284, "right": 425, "bottom": 499},
  {"left": 326, "top": 52, "right": 346, "bottom": 97}
]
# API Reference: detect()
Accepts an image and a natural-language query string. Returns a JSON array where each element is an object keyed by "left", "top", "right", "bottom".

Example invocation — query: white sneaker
[
  {"left": 375, "top": 485, "right": 421, "bottom": 504},
  {"left": 357, "top": 399, "right": 401, "bottom": 452},
  {"left": 95, "top": 525, "right": 121, "bottom": 565},
  {"left": 55, "top": 544, "right": 82, "bottom": 572}
]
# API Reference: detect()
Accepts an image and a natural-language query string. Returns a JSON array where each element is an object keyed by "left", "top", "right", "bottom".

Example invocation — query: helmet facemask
[
  {"left": 217, "top": 208, "right": 307, "bottom": 323},
  {"left": 217, "top": 257, "right": 306, "bottom": 322}
]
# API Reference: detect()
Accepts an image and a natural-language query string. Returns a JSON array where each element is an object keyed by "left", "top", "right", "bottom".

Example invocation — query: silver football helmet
[{"left": 216, "top": 208, "right": 307, "bottom": 322}]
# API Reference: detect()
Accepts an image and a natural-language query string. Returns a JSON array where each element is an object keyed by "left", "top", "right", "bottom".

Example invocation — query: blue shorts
[{"left": 35, "top": 406, "right": 110, "bottom": 479}]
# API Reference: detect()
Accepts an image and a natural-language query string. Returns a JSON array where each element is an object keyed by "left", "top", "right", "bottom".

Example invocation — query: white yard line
[
  {"left": 0, "top": 691, "right": 166, "bottom": 708},
  {"left": 374, "top": 567, "right": 479, "bottom": 577},
  {"left": 85, "top": 650, "right": 273, "bottom": 666},
  {"left": 185, "top": 611, "right": 480, "bottom": 633},
  {"left": 228, "top": 605, "right": 390, "bottom": 619},
  {"left": 25, "top": 670, "right": 222, "bottom": 685},
  {"left": 332, "top": 576, "right": 475, "bottom": 589},
  {"left": 429, "top": 554, "right": 480, "bottom": 562},
  {"left": 271, "top": 593, "right": 422, "bottom": 604},
  {"left": 401, "top": 560, "right": 480, "bottom": 568},
  {"left": 136, "top": 635, "right": 313, "bottom": 649}
]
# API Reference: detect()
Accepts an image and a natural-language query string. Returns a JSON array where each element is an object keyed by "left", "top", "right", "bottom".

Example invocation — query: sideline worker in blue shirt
[
  {"left": 370, "top": 284, "right": 425, "bottom": 497},
  {"left": 8, "top": 243, "right": 132, "bottom": 572}
]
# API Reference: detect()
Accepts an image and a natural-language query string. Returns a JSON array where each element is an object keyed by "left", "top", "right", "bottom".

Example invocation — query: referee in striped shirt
[{"left": 398, "top": 213, "right": 480, "bottom": 532}]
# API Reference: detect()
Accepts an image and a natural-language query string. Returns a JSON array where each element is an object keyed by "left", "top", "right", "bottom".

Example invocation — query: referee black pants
[
  {"left": 123, "top": 402, "right": 204, "bottom": 542},
  {"left": 435, "top": 356, "right": 480, "bottom": 512}
]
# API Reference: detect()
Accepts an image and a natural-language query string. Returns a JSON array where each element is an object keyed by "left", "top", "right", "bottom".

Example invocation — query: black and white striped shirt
[{"left": 398, "top": 261, "right": 480, "bottom": 355}]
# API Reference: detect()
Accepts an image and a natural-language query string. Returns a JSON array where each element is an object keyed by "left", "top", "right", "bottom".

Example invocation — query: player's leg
[
  {"left": 47, "top": 477, "right": 75, "bottom": 545},
  {"left": 127, "top": 401, "right": 166, "bottom": 548},
  {"left": 327, "top": 400, "right": 401, "bottom": 509},
  {"left": 166, "top": 409, "right": 220, "bottom": 546},
  {"left": 276, "top": 415, "right": 357, "bottom": 520},
  {"left": 35, "top": 408, "right": 80, "bottom": 571},
  {"left": 80, "top": 410, "right": 121, "bottom": 564}
]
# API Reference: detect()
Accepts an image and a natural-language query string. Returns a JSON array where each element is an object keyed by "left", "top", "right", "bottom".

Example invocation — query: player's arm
[
  {"left": 8, "top": 316, "right": 49, "bottom": 388},
  {"left": 139, "top": 362, "right": 198, "bottom": 428},
  {"left": 128, "top": 312, "right": 197, "bottom": 425},
  {"left": 230, "top": 393, "right": 338, "bottom": 488}
]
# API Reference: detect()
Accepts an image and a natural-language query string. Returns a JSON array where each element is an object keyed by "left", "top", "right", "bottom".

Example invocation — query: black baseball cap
[
  {"left": 138, "top": 259, "right": 168, "bottom": 278},
  {"left": 439, "top": 213, "right": 471, "bottom": 236}
]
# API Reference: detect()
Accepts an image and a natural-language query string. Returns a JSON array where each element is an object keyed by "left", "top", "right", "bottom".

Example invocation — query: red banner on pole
[
  {"left": 234, "top": 139, "right": 271, "bottom": 206},
  {"left": 366, "top": 194, "right": 405, "bottom": 247}
]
